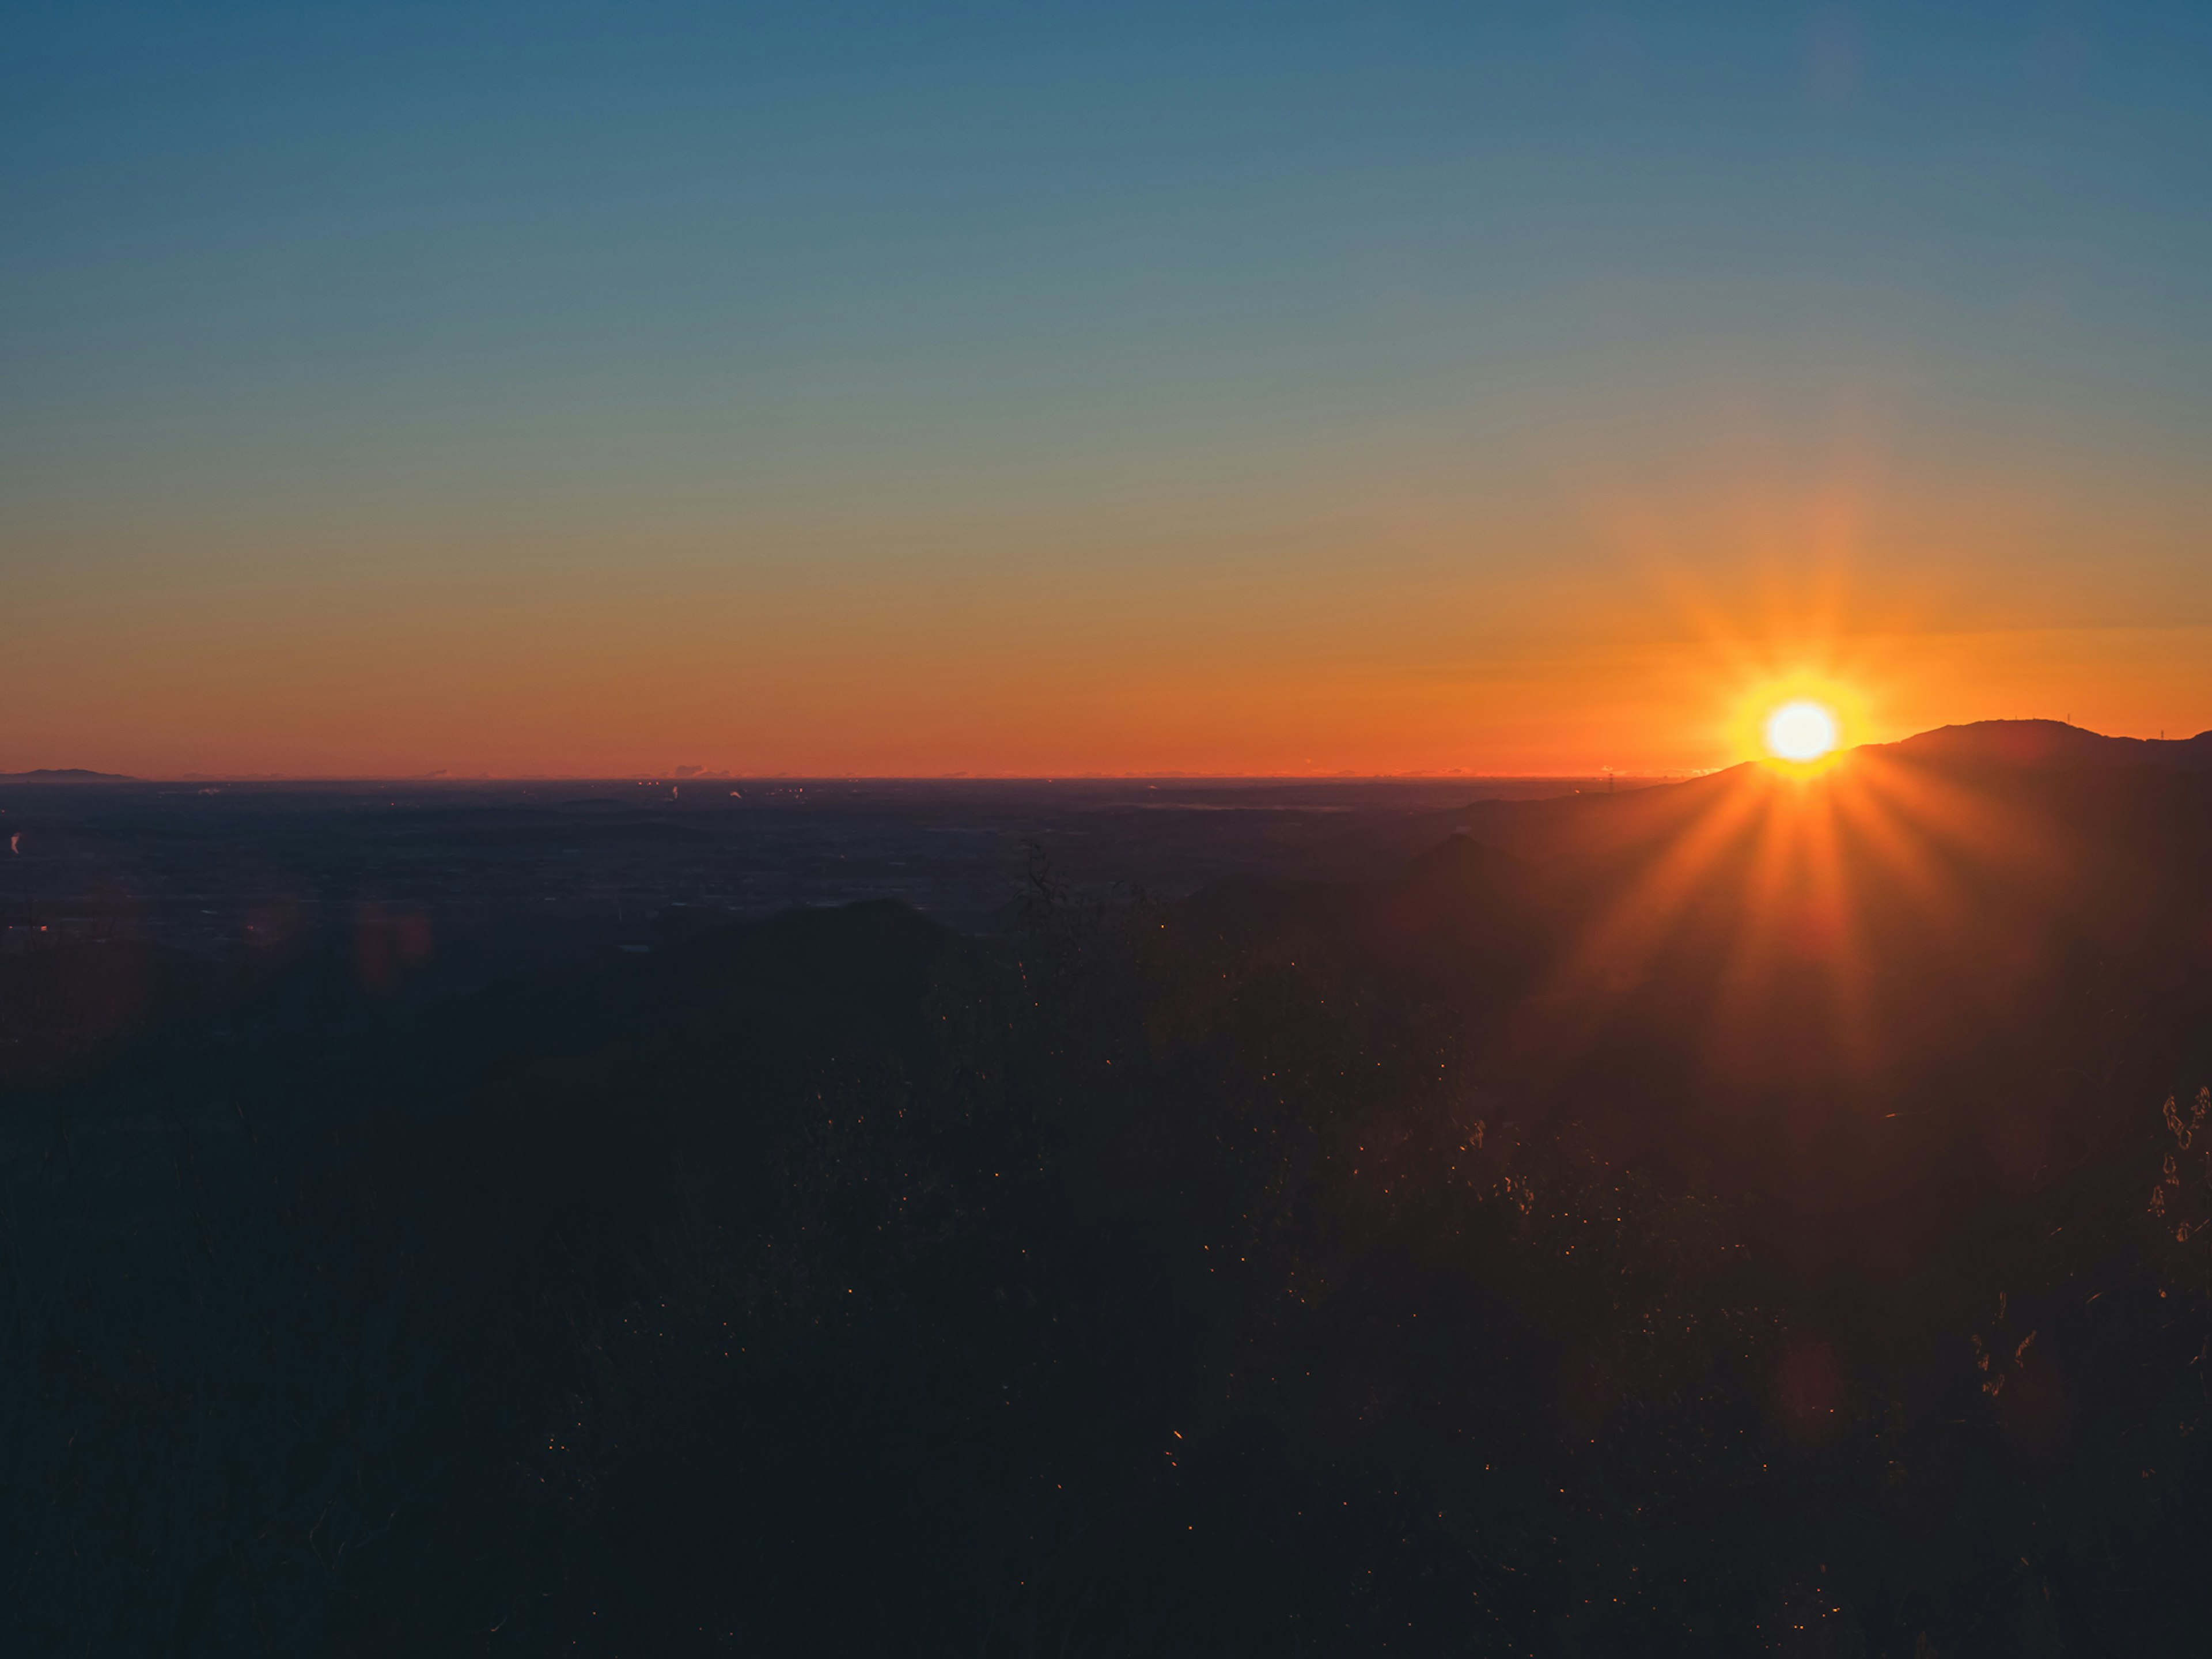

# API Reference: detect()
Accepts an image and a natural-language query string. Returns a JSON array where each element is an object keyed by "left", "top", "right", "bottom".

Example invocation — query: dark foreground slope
[{"left": 9, "top": 733, "right": 2212, "bottom": 1655}]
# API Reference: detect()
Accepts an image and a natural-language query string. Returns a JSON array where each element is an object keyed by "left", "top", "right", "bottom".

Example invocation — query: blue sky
[{"left": 6, "top": 2, "right": 2211, "bottom": 774}]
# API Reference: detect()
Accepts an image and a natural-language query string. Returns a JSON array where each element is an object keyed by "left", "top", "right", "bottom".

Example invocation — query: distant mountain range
[
  {"left": 1877, "top": 718, "right": 2212, "bottom": 770},
  {"left": 0, "top": 767, "right": 134, "bottom": 781}
]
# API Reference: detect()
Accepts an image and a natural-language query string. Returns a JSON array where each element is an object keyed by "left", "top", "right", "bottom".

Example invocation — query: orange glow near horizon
[
  {"left": 3, "top": 621, "right": 2204, "bottom": 780},
  {"left": 7, "top": 477, "right": 2212, "bottom": 779}
]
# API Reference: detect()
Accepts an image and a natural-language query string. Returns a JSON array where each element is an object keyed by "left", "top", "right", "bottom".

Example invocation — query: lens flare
[{"left": 1764, "top": 700, "right": 1839, "bottom": 763}]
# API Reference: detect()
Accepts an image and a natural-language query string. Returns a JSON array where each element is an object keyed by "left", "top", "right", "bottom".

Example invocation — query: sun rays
[{"left": 1532, "top": 732, "right": 2067, "bottom": 1090}]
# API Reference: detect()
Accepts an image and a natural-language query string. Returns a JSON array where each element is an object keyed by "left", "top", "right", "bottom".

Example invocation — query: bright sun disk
[{"left": 1764, "top": 699, "right": 1839, "bottom": 763}]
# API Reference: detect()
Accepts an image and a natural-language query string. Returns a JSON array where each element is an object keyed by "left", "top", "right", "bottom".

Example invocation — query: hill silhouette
[
  {"left": 1881, "top": 717, "right": 2212, "bottom": 770},
  {"left": 1388, "top": 718, "right": 2212, "bottom": 866},
  {"left": 8, "top": 724, "right": 2212, "bottom": 1653}
]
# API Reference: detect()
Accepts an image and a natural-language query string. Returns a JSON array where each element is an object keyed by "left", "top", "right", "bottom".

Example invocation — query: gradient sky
[{"left": 6, "top": 1, "right": 2211, "bottom": 777}]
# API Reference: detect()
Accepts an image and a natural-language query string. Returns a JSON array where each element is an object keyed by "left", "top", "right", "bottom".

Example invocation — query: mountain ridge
[
  {"left": 1385, "top": 718, "right": 2212, "bottom": 863},
  {"left": 1876, "top": 717, "right": 2212, "bottom": 770}
]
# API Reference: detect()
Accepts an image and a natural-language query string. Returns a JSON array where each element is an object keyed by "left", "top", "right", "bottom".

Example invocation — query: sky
[{"left": 6, "top": 1, "right": 2211, "bottom": 777}]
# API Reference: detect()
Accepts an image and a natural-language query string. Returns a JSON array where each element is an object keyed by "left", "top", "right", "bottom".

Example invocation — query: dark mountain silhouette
[
  {"left": 10, "top": 722, "right": 2212, "bottom": 1654},
  {"left": 1388, "top": 718, "right": 2212, "bottom": 864},
  {"left": 0, "top": 766, "right": 134, "bottom": 781},
  {"left": 1879, "top": 717, "right": 2212, "bottom": 770}
]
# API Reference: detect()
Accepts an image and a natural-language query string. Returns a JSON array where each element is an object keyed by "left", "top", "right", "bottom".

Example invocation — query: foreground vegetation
[{"left": 9, "top": 764, "right": 2212, "bottom": 1654}]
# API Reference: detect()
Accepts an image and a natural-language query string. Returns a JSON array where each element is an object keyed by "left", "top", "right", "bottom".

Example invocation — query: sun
[
  {"left": 1764, "top": 699, "right": 1839, "bottom": 763},
  {"left": 1722, "top": 668, "right": 1870, "bottom": 772}
]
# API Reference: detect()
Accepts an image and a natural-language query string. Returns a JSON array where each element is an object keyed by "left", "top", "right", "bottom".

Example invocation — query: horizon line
[{"left": 0, "top": 770, "right": 1709, "bottom": 785}]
